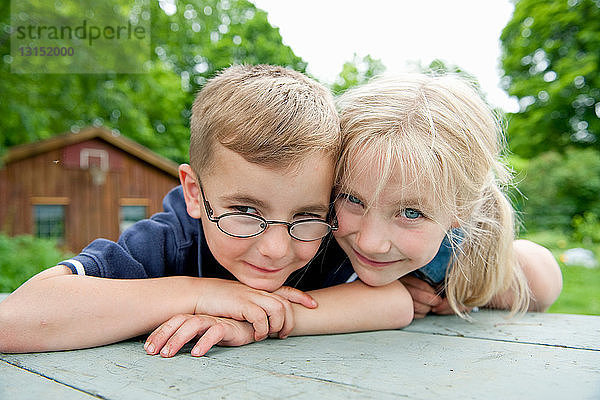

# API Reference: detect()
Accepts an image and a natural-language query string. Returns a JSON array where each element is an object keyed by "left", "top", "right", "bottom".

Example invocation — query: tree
[
  {"left": 331, "top": 54, "right": 385, "bottom": 95},
  {"left": 0, "top": 0, "right": 307, "bottom": 163},
  {"left": 500, "top": 0, "right": 600, "bottom": 158}
]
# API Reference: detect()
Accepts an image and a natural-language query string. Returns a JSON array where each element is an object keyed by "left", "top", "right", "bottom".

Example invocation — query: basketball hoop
[
  {"left": 80, "top": 148, "right": 109, "bottom": 186},
  {"left": 89, "top": 165, "right": 107, "bottom": 186}
]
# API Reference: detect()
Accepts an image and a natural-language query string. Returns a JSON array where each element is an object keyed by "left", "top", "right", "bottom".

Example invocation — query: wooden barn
[{"left": 0, "top": 127, "right": 181, "bottom": 252}]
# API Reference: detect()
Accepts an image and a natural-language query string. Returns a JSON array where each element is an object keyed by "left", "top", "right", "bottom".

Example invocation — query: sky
[{"left": 251, "top": 0, "right": 518, "bottom": 112}]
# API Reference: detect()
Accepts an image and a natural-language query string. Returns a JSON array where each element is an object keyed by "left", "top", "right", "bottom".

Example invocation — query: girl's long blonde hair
[{"left": 336, "top": 73, "right": 530, "bottom": 317}]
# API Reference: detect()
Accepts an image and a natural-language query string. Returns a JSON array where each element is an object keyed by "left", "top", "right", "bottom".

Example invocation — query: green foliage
[
  {"left": 572, "top": 212, "right": 600, "bottom": 244},
  {"left": 0, "top": 0, "right": 307, "bottom": 163},
  {"left": 500, "top": 0, "right": 600, "bottom": 158},
  {"left": 0, "top": 234, "right": 72, "bottom": 292},
  {"left": 422, "top": 59, "right": 475, "bottom": 81},
  {"left": 517, "top": 147, "right": 600, "bottom": 231},
  {"left": 331, "top": 54, "right": 385, "bottom": 95}
]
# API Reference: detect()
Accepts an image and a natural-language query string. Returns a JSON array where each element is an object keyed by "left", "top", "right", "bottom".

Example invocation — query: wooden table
[{"left": 1, "top": 293, "right": 599, "bottom": 399}]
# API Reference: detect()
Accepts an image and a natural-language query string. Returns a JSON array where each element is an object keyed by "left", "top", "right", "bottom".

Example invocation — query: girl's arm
[
  {"left": 288, "top": 279, "right": 414, "bottom": 336},
  {"left": 402, "top": 239, "right": 563, "bottom": 316},
  {"left": 489, "top": 239, "right": 562, "bottom": 311}
]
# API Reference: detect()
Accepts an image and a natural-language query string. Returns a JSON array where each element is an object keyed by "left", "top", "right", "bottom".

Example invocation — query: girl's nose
[{"left": 355, "top": 213, "right": 392, "bottom": 255}]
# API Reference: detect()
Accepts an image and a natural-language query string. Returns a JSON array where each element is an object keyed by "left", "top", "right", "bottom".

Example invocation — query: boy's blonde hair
[
  {"left": 190, "top": 64, "right": 340, "bottom": 176},
  {"left": 336, "top": 73, "right": 530, "bottom": 317}
]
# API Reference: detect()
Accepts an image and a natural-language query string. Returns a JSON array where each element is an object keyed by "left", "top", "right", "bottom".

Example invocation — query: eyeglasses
[{"left": 199, "top": 185, "right": 337, "bottom": 242}]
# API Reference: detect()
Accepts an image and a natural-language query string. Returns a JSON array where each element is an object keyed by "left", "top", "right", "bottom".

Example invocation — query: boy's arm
[
  {"left": 142, "top": 279, "right": 414, "bottom": 358},
  {"left": 0, "top": 265, "right": 315, "bottom": 353},
  {"left": 0, "top": 266, "right": 200, "bottom": 352},
  {"left": 288, "top": 279, "right": 414, "bottom": 336}
]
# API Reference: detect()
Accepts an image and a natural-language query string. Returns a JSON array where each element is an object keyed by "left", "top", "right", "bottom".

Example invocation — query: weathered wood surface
[
  {"left": 0, "top": 360, "right": 96, "bottom": 400},
  {"left": 1, "top": 293, "right": 599, "bottom": 399},
  {"left": 403, "top": 310, "right": 599, "bottom": 350}
]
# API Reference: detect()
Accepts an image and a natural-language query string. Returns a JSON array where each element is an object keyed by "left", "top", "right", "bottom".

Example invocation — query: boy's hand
[
  {"left": 194, "top": 279, "right": 317, "bottom": 340},
  {"left": 145, "top": 314, "right": 255, "bottom": 358},
  {"left": 399, "top": 276, "right": 443, "bottom": 319}
]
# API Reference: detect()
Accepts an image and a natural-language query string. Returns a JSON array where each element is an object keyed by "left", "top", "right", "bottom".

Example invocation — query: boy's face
[
  {"left": 181, "top": 145, "right": 334, "bottom": 292},
  {"left": 333, "top": 154, "right": 454, "bottom": 287}
]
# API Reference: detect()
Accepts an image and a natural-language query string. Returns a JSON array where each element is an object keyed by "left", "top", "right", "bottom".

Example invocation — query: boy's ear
[{"left": 179, "top": 164, "right": 203, "bottom": 219}]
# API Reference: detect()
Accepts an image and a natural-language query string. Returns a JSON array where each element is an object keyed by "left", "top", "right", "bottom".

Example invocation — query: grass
[
  {"left": 547, "top": 265, "right": 600, "bottom": 315},
  {"left": 521, "top": 230, "right": 600, "bottom": 316}
]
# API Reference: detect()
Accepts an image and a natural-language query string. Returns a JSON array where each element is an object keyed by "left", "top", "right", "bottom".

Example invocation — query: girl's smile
[
  {"left": 352, "top": 248, "right": 404, "bottom": 268},
  {"left": 333, "top": 153, "right": 453, "bottom": 287}
]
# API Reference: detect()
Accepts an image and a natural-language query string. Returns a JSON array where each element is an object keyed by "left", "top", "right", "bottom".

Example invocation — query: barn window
[
  {"left": 120, "top": 205, "right": 147, "bottom": 233},
  {"left": 34, "top": 205, "right": 65, "bottom": 242}
]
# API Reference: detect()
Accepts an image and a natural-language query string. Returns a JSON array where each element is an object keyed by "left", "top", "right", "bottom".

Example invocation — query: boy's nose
[
  {"left": 256, "top": 224, "right": 292, "bottom": 260},
  {"left": 355, "top": 213, "right": 392, "bottom": 255}
]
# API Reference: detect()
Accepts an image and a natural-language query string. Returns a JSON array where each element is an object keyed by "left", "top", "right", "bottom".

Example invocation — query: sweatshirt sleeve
[{"left": 59, "top": 186, "right": 199, "bottom": 279}]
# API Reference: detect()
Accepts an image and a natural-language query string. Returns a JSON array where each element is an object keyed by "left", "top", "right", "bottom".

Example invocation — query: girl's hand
[
  {"left": 144, "top": 314, "right": 256, "bottom": 358},
  {"left": 193, "top": 279, "right": 317, "bottom": 341},
  {"left": 400, "top": 276, "right": 472, "bottom": 316},
  {"left": 399, "top": 276, "right": 443, "bottom": 319}
]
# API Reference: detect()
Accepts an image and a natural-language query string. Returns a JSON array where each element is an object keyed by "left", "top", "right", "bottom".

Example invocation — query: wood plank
[
  {"left": 404, "top": 310, "right": 600, "bottom": 350},
  {"left": 0, "top": 360, "right": 98, "bottom": 400},
  {"left": 0, "top": 341, "right": 401, "bottom": 399},
  {"left": 1, "top": 324, "right": 598, "bottom": 399}
]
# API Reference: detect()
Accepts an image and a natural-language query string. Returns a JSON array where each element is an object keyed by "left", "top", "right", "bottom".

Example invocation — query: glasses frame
[{"left": 198, "top": 184, "right": 338, "bottom": 242}]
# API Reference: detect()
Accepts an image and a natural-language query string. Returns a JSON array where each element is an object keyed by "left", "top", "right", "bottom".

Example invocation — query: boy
[{"left": 0, "top": 65, "right": 412, "bottom": 354}]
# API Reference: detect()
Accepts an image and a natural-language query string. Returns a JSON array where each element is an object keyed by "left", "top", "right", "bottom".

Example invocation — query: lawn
[
  {"left": 522, "top": 230, "right": 600, "bottom": 316},
  {"left": 547, "top": 265, "right": 600, "bottom": 315}
]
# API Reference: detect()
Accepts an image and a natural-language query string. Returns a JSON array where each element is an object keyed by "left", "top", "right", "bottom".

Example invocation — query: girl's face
[{"left": 333, "top": 155, "right": 454, "bottom": 287}]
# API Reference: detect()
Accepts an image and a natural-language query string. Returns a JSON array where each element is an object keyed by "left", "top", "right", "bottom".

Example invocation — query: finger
[
  {"left": 191, "top": 323, "right": 226, "bottom": 357},
  {"left": 407, "top": 286, "right": 443, "bottom": 307},
  {"left": 248, "top": 293, "right": 295, "bottom": 336},
  {"left": 257, "top": 295, "right": 286, "bottom": 335},
  {"left": 273, "top": 286, "right": 317, "bottom": 308},
  {"left": 400, "top": 276, "right": 437, "bottom": 293},
  {"left": 413, "top": 301, "right": 432, "bottom": 316},
  {"left": 431, "top": 298, "right": 451, "bottom": 314},
  {"left": 413, "top": 312, "right": 427, "bottom": 319},
  {"left": 161, "top": 317, "right": 212, "bottom": 358},
  {"left": 241, "top": 304, "right": 269, "bottom": 341},
  {"left": 433, "top": 298, "right": 472, "bottom": 315},
  {"left": 277, "top": 297, "right": 295, "bottom": 339},
  {"left": 145, "top": 314, "right": 188, "bottom": 355}
]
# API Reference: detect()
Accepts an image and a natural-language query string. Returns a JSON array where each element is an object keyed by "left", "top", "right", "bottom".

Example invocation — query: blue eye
[
  {"left": 402, "top": 208, "right": 423, "bottom": 219},
  {"left": 344, "top": 194, "right": 363, "bottom": 205}
]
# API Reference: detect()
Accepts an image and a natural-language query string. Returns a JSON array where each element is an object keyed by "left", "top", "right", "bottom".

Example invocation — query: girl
[{"left": 331, "top": 73, "right": 562, "bottom": 318}]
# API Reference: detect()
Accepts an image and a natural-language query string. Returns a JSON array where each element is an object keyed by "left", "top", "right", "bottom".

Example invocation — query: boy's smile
[{"left": 181, "top": 144, "right": 334, "bottom": 292}]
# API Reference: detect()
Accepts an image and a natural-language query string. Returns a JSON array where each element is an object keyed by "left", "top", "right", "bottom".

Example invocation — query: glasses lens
[
  {"left": 290, "top": 220, "right": 332, "bottom": 241},
  {"left": 218, "top": 214, "right": 265, "bottom": 237}
]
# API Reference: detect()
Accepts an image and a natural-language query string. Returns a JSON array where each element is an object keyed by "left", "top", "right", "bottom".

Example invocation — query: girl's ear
[{"left": 179, "top": 164, "right": 203, "bottom": 219}]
